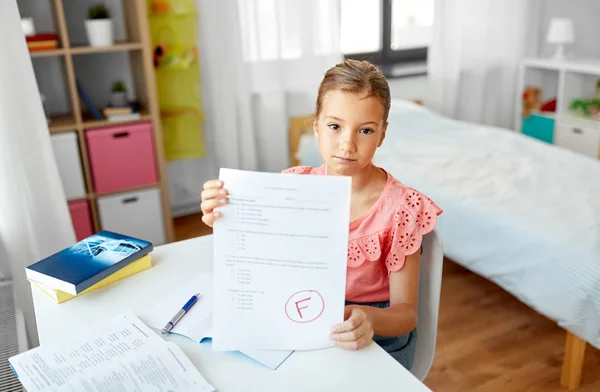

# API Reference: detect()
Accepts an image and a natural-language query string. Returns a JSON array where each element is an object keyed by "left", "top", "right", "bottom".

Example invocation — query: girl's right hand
[{"left": 200, "top": 179, "right": 229, "bottom": 227}]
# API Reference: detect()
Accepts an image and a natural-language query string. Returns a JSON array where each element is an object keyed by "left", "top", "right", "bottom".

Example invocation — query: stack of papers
[{"left": 9, "top": 312, "right": 214, "bottom": 392}]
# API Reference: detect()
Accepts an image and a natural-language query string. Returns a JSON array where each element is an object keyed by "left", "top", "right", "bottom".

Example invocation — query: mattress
[{"left": 297, "top": 100, "right": 600, "bottom": 349}]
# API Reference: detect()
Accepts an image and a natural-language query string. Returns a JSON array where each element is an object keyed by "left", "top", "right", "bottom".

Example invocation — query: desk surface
[{"left": 32, "top": 235, "right": 431, "bottom": 392}]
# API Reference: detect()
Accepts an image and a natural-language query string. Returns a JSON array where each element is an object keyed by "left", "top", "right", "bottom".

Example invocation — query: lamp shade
[{"left": 546, "top": 18, "right": 574, "bottom": 44}]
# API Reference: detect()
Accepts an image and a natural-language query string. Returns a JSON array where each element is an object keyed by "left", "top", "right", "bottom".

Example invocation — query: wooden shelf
[
  {"left": 70, "top": 42, "right": 143, "bottom": 55},
  {"left": 81, "top": 110, "right": 152, "bottom": 129},
  {"left": 20, "top": 0, "right": 175, "bottom": 243},
  {"left": 90, "top": 183, "right": 160, "bottom": 199},
  {"left": 522, "top": 57, "right": 600, "bottom": 75},
  {"left": 30, "top": 48, "right": 66, "bottom": 58},
  {"left": 48, "top": 114, "right": 77, "bottom": 133}
]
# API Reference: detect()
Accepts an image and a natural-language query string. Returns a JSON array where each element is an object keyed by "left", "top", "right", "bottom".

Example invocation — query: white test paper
[
  {"left": 213, "top": 168, "right": 351, "bottom": 351},
  {"left": 9, "top": 312, "right": 214, "bottom": 392},
  {"left": 56, "top": 342, "right": 214, "bottom": 392},
  {"left": 9, "top": 312, "right": 162, "bottom": 392},
  {"left": 140, "top": 273, "right": 294, "bottom": 370}
]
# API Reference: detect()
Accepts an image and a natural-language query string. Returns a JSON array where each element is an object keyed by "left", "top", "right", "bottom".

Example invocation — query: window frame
[{"left": 343, "top": 0, "right": 428, "bottom": 77}]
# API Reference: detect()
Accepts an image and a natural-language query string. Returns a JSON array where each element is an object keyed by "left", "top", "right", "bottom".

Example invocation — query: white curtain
[
  {"left": 427, "top": 0, "right": 540, "bottom": 129},
  {"left": 197, "top": 0, "right": 342, "bottom": 173},
  {"left": 0, "top": 0, "right": 75, "bottom": 347}
]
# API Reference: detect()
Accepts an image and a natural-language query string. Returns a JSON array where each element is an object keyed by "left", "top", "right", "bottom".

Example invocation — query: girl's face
[{"left": 314, "top": 90, "right": 387, "bottom": 176}]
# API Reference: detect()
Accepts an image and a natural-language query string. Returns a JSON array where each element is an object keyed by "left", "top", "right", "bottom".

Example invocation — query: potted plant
[
  {"left": 110, "top": 81, "right": 128, "bottom": 107},
  {"left": 85, "top": 4, "right": 113, "bottom": 47}
]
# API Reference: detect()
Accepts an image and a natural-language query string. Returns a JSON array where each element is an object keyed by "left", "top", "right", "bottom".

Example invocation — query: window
[
  {"left": 237, "top": 0, "right": 340, "bottom": 62},
  {"left": 341, "top": 0, "right": 434, "bottom": 77}
]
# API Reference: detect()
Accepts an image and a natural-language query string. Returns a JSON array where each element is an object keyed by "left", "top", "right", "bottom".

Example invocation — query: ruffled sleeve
[
  {"left": 282, "top": 166, "right": 313, "bottom": 175},
  {"left": 385, "top": 189, "right": 442, "bottom": 272}
]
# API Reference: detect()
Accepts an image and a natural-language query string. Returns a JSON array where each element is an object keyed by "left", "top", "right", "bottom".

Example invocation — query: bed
[{"left": 289, "top": 100, "right": 600, "bottom": 390}]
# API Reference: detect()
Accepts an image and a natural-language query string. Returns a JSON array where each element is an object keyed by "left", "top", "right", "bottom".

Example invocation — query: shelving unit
[
  {"left": 24, "top": 0, "right": 175, "bottom": 244},
  {"left": 515, "top": 57, "right": 600, "bottom": 160},
  {"left": 70, "top": 42, "right": 143, "bottom": 55}
]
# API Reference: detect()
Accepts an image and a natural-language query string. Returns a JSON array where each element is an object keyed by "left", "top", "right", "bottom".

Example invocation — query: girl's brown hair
[{"left": 316, "top": 59, "right": 391, "bottom": 121}]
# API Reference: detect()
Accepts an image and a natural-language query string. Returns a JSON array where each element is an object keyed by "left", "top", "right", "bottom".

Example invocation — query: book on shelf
[
  {"left": 107, "top": 112, "right": 141, "bottom": 122},
  {"left": 76, "top": 80, "right": 103, "bottom": 120},
  {"left": 26, "top": 33, "right": 59, "bottom": 51},
  {"left": 103, "top": 101, "right": 142, "bottom": 121},
  {"left": 31, "top": 254, "right": 152, "bottom": 304},
  {"left": 103, "top": 106, "right": 133, "bottom": 116},
  {"left": 25, "top": 230, "right": 153, "bottom": 296}
]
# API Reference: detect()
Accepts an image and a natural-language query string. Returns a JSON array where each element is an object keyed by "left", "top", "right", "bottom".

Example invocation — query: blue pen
[{"left": 160, "top": 292, "right": 201, "bottom": 335}]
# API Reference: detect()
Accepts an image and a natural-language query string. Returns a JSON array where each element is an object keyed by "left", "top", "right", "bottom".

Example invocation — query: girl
[{"left": 200, "top": 59, "right": 442, "bottom": 370}]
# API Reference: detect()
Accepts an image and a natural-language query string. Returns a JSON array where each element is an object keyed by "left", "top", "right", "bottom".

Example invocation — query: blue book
[
  {"left": 76, "top": 80, "right": 103, "bottom": 120},
  {"left": 25, "top": 231, "right": 153, "bottom": 295}
]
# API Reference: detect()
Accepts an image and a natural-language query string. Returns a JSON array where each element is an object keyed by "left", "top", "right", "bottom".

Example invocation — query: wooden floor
[{"left": 173, "top": 213, "right": 600, "bottom": 391}]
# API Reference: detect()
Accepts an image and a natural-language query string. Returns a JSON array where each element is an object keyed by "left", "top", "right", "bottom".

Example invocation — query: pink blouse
[{"left": 282, "top": 164, "right": 442, "bottom": 303}]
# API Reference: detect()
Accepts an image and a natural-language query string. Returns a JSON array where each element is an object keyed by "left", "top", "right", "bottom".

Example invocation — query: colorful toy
[
  {"left": 569, "top": 98, "right": 600, "bottom": 119},
  {"left": 522, "top": 86, "right": 556, "bottom": 117},
  {"left": 568, "top": 79, "right": 600, "bottom": 120}
]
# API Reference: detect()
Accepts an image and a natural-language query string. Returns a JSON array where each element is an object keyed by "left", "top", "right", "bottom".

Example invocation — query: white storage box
[
  {"left": 555, "top": 118, "right": 600, "bottom": 159},
  {"left": 97, "top": 188, "right": 166, "bottom": 245},
  {"left": 50, "top": 133, "right": 87, "bottom": 199}
]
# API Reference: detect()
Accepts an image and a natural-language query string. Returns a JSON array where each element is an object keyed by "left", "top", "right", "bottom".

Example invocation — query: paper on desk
[
  {"left": 9, "top": 312, "right": 214, "bottom": 392},
  {"left": 139, "top": 273, "right": 294, "bottom": 370},
  {"left": 213, "top": 168, "right": 351, "bottom": 351},
  {"left": 141, "top": 273, "right": 214, "bottom": 343},
  {"left": 56, "top": 342, "right": 213, "bottom": 392}
]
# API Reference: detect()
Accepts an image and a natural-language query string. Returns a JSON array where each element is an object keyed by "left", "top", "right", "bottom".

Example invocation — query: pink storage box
[
  {"left": 68, "top": 200, "right": 94, "bottom": 241},
  {"left": 86, "top": 121, "right": 158, "bottom": 194}
]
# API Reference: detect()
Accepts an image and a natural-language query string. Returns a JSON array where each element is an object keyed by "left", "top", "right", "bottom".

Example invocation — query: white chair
[{"left": 410, "top": 229, "right": 444, "bottom": 382}]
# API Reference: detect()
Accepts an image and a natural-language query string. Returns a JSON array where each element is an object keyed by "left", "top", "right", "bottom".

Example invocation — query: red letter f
[{"left": 295, "top": 297, "right": 311, "bottom": 319}]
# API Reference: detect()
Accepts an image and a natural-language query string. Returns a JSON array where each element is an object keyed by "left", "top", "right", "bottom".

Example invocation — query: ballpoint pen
[{"left": 160, "top": 292, "right": 201, "bottom": 335}]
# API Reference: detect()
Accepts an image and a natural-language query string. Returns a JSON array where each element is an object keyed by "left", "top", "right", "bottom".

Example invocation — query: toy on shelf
[
  {"left": 567, "top": 79, "right": 600, "bottom": 120},
  {"left": 153, "top": 45, "right": 198, "bottom": 69},
  {"left": 150, "top": 0, "right": 195, "bottom": 15},
  {"left": 569, "top": 99, "right": 600, "bottom": 120},
  {"left": 522, "top": 86, "right": 556, "bottom": 118}
]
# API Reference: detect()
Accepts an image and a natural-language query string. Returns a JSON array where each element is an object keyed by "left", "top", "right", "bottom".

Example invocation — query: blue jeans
[{"left": 345, "top": 300, "right": 417, "bottom": 370}]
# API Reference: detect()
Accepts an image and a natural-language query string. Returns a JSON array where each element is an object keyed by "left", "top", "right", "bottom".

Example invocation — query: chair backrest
[{"left": 410, "top": 229, "right": 444, "bottom": 381}]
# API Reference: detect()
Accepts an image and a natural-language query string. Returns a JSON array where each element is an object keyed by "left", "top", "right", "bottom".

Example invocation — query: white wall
[
  {"left": 389, "top": 75, "right": 429, "bottom": 103},
  {"left": 536, "top": 0, "right": 600, "bottom": 59}
]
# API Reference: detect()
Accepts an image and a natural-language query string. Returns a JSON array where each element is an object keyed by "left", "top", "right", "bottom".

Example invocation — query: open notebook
[
  {"left": 139, "top": 272, "right": 294, "bottom": 370},
  {"left": 9, "top": 312, "right": 214, "bottom": 392}
]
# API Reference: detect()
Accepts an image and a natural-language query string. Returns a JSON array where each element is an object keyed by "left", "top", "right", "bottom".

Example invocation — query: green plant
[
  {"left": 111, "top": 81, "right": 126, "bottom": 93},
  {"left": 88, "top": 4, "right": 110, "bottom": 19}
]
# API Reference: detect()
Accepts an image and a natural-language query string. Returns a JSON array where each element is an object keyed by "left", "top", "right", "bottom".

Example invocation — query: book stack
[
  {"left": 103, "top": 104, "right": 141, "bottom": 122},
  {"left": 26, "top": 231, "right": 153, "bottom": 304},
  {"left": 26, "top": 33, "right": 59, "bottom": 52}
]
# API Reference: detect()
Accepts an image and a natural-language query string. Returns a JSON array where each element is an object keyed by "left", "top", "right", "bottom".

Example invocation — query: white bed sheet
[{"left": 297, "top": 100, "right": 600, "bottom": 349}]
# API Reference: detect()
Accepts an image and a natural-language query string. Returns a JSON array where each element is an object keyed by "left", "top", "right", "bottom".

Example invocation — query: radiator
[{"left": 0, "top": 280, "right": 25, "bottom": 392}]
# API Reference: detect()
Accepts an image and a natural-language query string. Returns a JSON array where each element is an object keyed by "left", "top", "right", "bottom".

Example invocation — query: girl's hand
[
  {"left": 330, "top": 305, "right": 374, "bottom": 350},
  {"left": 200, "top": 179, "right": 228, "bottom": 227}
]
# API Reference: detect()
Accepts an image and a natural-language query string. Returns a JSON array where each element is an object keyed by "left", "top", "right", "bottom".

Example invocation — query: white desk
[{"left": 32, "top": 235, "right": 431, "bottom": 392}]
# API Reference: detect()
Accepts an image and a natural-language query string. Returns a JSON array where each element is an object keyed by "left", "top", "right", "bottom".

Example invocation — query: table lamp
[{"left": 546, "top": 18, "right": 574, "bottom": 60}]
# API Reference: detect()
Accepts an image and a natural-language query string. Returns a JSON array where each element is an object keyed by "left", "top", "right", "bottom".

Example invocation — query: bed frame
[{"left": 288, "top": 114, "right": 589, "bottom": 391}]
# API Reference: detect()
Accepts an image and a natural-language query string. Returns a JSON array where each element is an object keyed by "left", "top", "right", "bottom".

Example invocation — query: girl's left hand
[{"left": 330, "top": 305, "right": 374, "bottom": 350}]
